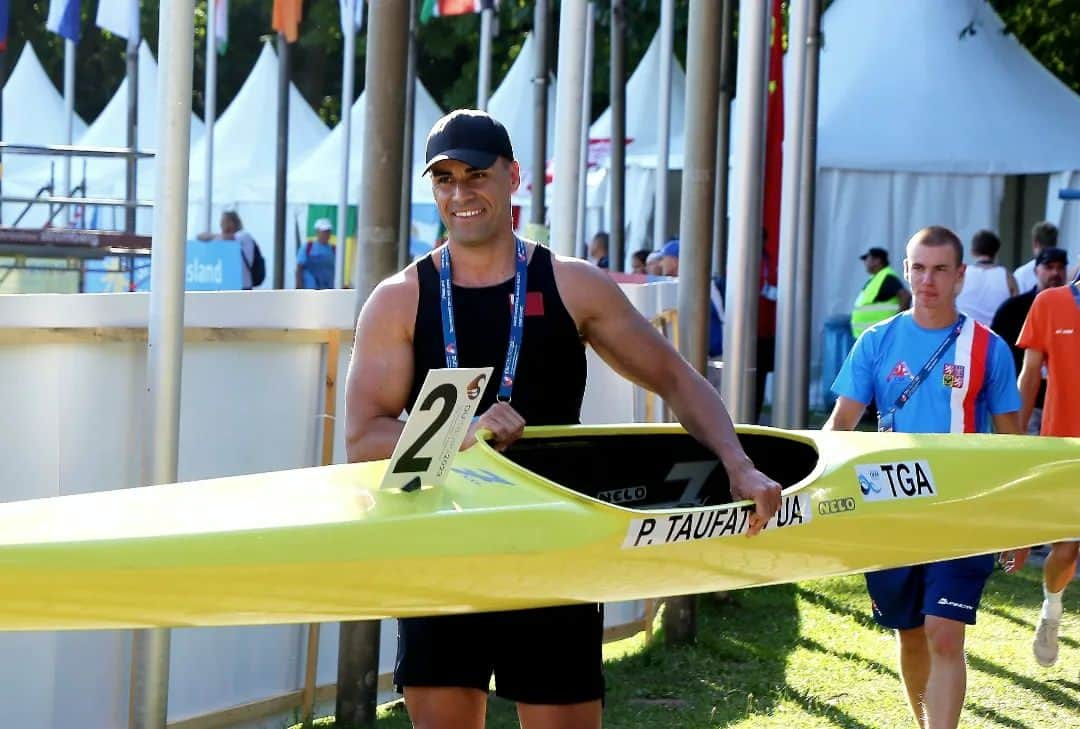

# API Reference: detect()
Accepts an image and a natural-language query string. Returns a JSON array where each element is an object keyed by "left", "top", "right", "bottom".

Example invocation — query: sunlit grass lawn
[{"left": 306, "top": 568, "right": 1079, "bottom": 728}]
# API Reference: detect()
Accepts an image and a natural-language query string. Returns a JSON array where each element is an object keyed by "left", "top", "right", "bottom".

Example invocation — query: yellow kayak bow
[{"left": 0, "top": 424, "right": 1076, "bottom": 630}]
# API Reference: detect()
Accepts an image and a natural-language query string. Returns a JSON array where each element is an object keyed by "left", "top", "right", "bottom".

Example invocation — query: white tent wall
[
  {"left": 809, "top": 169, "right": 1004, "bottom": 405},
  {"left": 187, "top": 42, "right": 329, "bottom": 206},
  {"left": 1046, "top": 171, "right": 1080, "bottom": 267},
  {"left": 489, "top": 33, "right": 556, "bottom": 181},
  {"left": 282, "top": 78, "right": 444, "bottom": 208},
  {"left": 75, "top": 41, "right": 205, "bottom": 235},
  {"left": 0, "top": 284, "right": 670, "bottom": 727},
  {"left": 1, "top": 44, "right": 88, "bottom": 225}
]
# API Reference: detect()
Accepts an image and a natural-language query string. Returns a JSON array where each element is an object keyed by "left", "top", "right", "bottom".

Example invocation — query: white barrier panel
[{"left": 0, "top": 281, "right": 675, "bottom": 728}]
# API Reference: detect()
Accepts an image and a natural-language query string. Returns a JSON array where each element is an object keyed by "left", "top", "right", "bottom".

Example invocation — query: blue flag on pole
[{"left": 47, "top": 0, "right": 82, "bottom": 42}]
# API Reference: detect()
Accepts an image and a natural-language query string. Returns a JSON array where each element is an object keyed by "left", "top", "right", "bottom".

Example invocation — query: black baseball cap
[
  {"left": 424, "top": 109, "right": 515, "bottom": 174},
  {"left": 1035, "top": 247, "right": 1068, "bottom": 267},
  {"left": 860, "top": 247, "right": 889, "bottom": 263}
]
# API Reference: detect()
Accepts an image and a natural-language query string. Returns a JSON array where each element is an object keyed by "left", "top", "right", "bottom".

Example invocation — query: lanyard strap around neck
[
  {"left": 888, "top": 314, "right": 966, "bottom": 414},
  {"left": 439, "top": 237, "right": 529, "bottom": 402}
]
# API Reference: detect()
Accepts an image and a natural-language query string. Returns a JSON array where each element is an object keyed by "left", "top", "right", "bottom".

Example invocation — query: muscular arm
[
  {"left": 1017, "top": 347, "right": 1045, "bottom": 432},
  {"left": 555, "top": 259, "right": 781, "bottom": 529},
  {"left": 343, "top": 272, "right": 418, "bottom": 462}
]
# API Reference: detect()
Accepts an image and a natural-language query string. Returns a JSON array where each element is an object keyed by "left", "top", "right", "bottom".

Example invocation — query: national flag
[
  {"left": 0, "top": 0, "right": 10, "bottom": 52},
  {"left": 339, "top": 0, "right": 363, "bottom": 32},
  {"left": 213, "top": 0, "right": 228, "bottom": 54},
  {"left": 420, "top": 0, "right": 496, "bottom": 23},
  {"left": 271, "top": 0, "right": 303, "bottom": 43},
  {"left": 96, "top": 0, "right": 139, "bottom": 41},
  {"left": 46, "top": 0, "right": 81, "bottom": 42},
  {"left": 759, "top": 0, "right": 784, "bottom": 338}
]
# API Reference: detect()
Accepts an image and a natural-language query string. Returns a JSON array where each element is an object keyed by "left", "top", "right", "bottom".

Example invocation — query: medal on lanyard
[{"left": 439, "top": 237, "right": 529, "bottom": 402}]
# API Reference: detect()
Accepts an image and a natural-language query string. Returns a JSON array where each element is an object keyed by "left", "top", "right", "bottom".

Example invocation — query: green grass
[{"left": 307, "top": 568, "right": 1080, "bottom": 728}]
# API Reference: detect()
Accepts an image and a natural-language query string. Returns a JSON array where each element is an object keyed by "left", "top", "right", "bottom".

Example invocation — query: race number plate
[{"left": 379, "top": 367, "right": 494, "bottom": 491}]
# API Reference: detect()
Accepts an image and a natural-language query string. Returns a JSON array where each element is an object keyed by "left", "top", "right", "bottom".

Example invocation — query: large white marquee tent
[
  {"left": 1, "top": 44, "right": 87, "bottom": 223},
  {"left": 809, "top": 0, "right": 1080, "bottom": 381}
]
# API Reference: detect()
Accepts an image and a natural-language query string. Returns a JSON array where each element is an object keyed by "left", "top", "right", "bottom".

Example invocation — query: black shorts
[{"left": 394, "top": 603, "right": 605, "bottom": 705}]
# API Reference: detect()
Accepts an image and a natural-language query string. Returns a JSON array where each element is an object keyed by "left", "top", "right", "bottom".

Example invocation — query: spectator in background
[
  {"left": 197, "top": 210, "right": 261, "bottom": 290},
  {"left": 851, "top": 247, "right": 910, "bottom": 339},
  {"left": 1017, "top": 269, "right": 1080, "bottom": 672},
  {"left": 957, "top": 230, "right": 1018, "bottom": 325},
  {"left": 296, "top": 218, "right": 337, "bottom": 290},
  {"left": 1014, "top": 221, "right": 1059, "bottom": 293},
  {"left": 645, "top": 250, "right": 665, "bottom": 276},
  {"left": 630, "top": 249, "right": 651, "bottom": 275},
  {"left": 990, "top": 247, "right": 1068, "bottom": 434},
  {"left": 659, "top": 239, "right": 680, "bottom": 276},
  {"left": 587, "top": 231, "right": 610, "bottom": 269},
  {"left": 665, "top": 239, "right": 775, "bottom": 423}
]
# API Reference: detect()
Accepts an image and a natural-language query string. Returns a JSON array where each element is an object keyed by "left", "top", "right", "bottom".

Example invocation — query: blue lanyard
[
  {"left": 439, "top": 237, "right": 529, "bottom": 402},
  {"left": 889, "top": 314, "right": 966, "bottom": 412},
  {"left": 1071, "top": 282, "right": 1080, "bottom": 309}
]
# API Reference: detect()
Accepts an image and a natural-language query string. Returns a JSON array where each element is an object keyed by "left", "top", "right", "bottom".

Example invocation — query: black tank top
[{"left": 409, "top": 245, "right": 586, "bottom": 425}]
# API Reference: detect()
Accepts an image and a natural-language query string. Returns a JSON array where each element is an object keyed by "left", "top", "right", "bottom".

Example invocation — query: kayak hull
[{"left": 0, "top": 425, "right": 1075, "bottom": 630}]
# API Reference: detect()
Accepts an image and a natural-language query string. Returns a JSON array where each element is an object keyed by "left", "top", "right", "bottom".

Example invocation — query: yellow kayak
[{"left": 0, "top": 424, "right": 1075, "bottom": 630}]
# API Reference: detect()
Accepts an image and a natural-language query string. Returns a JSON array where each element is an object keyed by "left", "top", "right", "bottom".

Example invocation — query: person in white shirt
[
  {"left": 957, "top": 229, "right": 1017, "bottom": 325},
  {"left": 1013, "top": 221, "right": 1058, "bottom": 294}
]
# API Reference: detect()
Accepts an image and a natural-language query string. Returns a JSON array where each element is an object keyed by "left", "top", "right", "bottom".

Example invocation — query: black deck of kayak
[{"left": 502, "top": 432, "right": 818, "bottom": 510}]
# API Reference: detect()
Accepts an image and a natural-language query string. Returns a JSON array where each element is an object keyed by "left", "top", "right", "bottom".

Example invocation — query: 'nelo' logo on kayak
[
  {"left": 854, "top": 461, "right": 936, "bottom": 503},
  {"left": 818, "top": 497, "right": 856, "bottom": 516},
  {"left": 466, "top": 374, "right": 486, "bottom": 400},
  {"left": 622, "top": 494, "right": 811, "bottom": 549},
  {"left": 598, "top": 486, "right": 648, "bottom": 505}
]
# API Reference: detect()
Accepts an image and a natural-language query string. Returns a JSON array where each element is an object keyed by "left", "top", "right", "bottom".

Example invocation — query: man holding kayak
[
  {"left": 344, "top": 109, "right": 782, "bottom": 729},
  {"left": 825, "top": 225, "right": 1023, "bottom": 729}
]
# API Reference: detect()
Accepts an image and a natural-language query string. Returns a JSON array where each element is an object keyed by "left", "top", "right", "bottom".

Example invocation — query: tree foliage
[{"left": 1, "top": 0, "right": 1077, "bottom": 132}]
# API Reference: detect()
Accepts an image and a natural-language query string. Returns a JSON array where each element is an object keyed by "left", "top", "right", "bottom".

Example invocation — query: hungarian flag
[
  {"left": 272, "top": 0, "right": 303, "bottom": 42},
  {"left": 420, "top": 0, "right": 496, "bottom": 23},
  {"left": 758, "top": 0, "right": 784, "bottom": 338}
]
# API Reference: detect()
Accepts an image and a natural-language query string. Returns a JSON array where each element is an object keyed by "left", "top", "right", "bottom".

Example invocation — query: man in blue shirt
[
  {"left": 825, "top": 226, "right": 1021, "bottom": 729},
  {"left": 296, "top": 218, "right": 337, "bottom": 289}
]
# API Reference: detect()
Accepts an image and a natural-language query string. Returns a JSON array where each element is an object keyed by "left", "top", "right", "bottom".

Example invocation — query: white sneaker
[{"left": 1033, "top": 617, "right": 1060, "bottom": 667}]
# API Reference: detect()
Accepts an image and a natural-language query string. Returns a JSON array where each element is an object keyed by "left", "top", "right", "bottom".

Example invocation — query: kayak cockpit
[{"left": 501, "top": 430, "right": 818, "bottom": 510}]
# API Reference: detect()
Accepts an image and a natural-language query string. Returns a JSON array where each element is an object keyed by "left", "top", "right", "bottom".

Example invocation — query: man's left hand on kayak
[{"left": 729, "top": 463, "right": 783, "bottom": 537}]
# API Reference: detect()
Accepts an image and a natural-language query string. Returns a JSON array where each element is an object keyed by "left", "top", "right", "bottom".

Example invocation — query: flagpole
[
  {"left": 397, "top": 0, "right": 417, "bottom": 271},
  {"left": 608, "top": 0, "right": 625, "bottom": 270},
  {"left": 336, "top": 0, "right": 356, "bottom": 288},
  {"left": 125, "top": 34, "right": 138, "bottom": 233},
  {"left": 273, "top": 32, "right": 291, "bottom": 289},
  {"left": 477, "top": 4, "right": 493, "bottom": 110},
  {"left": 575, "top": 2, "right": 594, "bottom": 257},
  {"left": 204, "top": 0, "right": 217, "bottom": 232},
  {"left": 653, "top": 0, "right": 674, "bottom": 252},
  {"left": 530, "top": 0, "right": 548, "bottom": 227},
  {"left": 551, "top": 0, "right": 587, "bottom": 258},
  {"left": 62, "top": 38, "right": 74, "bottom": 226},
  {"left": 129, "top": 0, "right": 195, "bottom": 726}
]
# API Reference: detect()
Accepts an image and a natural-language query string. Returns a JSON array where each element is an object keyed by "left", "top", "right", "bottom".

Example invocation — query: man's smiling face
[{"left": 430, "top": 157, "right": 520, "bottom": 247}]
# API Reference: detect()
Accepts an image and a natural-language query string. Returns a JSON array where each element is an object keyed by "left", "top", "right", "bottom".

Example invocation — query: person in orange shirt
[{"left": 1017, "top": 279, "right": 1080, "bottom": 669}]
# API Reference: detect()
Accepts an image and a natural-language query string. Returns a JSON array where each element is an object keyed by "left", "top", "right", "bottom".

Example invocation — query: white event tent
[
  {"left": 489, "top": 33, "right": 556, "bottom": 183},
  {"left": 74, "top": 42, "right": 206, "bottom": 233},
  {"left": 590, "top": 31, "right": 687, "bottom": 255},
  {"left": 809, "top": 0, "right": 1080, "bottom": 361},
  {"left": 184, "top": 41, "right": 330, "bottom": 285},
  {"left": 1, "top": 44, "right": 87, "bottom": 223}
]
